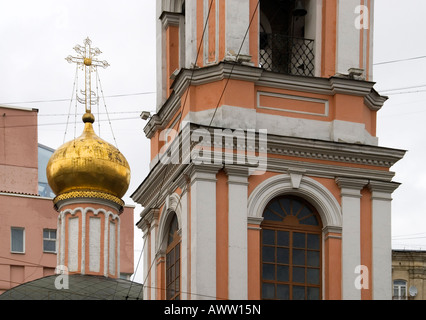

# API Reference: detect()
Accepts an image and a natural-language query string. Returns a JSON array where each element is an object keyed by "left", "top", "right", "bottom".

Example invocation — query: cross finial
[{"left": 66, "top": 37, "right": 109, "bottom": 116}]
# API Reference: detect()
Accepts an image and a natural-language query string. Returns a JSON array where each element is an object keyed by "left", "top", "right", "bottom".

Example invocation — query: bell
[{"left": 293, "top": 0, "right": 307, "bottom": 17}]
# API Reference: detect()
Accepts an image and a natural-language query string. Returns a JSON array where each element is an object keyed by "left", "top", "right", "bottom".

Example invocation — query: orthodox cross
[{"left": 65, "top": 37, "right": 109, "bottom": 114}]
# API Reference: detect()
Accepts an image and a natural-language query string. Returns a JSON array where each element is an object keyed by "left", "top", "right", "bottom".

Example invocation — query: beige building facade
[{"left": 392, "top": 250, "right": 426, "bottom": 300}]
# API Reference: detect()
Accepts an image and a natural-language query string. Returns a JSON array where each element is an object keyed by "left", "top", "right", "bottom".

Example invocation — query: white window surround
[
  {"left": 11, "top": 227, "right": 25, "bottom": 254},
  {"left": 247, "top": 173, "right": 342, "bottom": 229},
  {"left": 43, "top": 228, "right": 57, "bottom": 253}
]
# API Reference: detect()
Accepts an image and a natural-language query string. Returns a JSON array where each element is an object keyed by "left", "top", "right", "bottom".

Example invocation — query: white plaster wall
[
  {"left": 336, "top": 0, "right": 361, "bottom": 75},
  {"left": 340, "top": 187, "right": 361, "bottom": 300},
  {"left": 184, "top": 105, "right": 378, "bottom": 145},
  {"left": 227, "top": 171, "right": 248, "bottom": 299},
  {"left": 190, "top": 169, "right": 217, "bottom": 300},
  {"left": 68, "top": 217, "right": 79, "bottom": 272},
  {"left": 225, "top": 0, "right": 250, "bottom": 58},
  {"left": 372, "top": 191, "right": 393, "bottom": 300},
  {"left": 109, "top": 221, "right": 116, "bottom": 275},
  {"left": 89, "top": 217, "right": 101, "bottom": 272}
]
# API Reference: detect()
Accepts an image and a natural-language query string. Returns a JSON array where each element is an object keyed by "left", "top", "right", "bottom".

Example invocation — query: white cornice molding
[
  {"left": 335, "top": 177, "right": 369, "bottom": 190},
  {"left": 144, "top": 62, "right": 388, "bottom": 139},
  {"left": 159, "top": 11, "right": 182, "bottom": 27}
]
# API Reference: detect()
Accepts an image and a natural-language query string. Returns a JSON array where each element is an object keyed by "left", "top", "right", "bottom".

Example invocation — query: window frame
[
  {"left": 393, "top": 280, "right": 407, "bottom": 300},
  {"left": 260, "top": 195, "right": 322, "bottom": 300},
  {"left": 11, "top": 227, "right": 25, "bottom": 254},
  {"left": 165, "top": 214, "right": 181, "bottom": 300},
  {"left": 43, "top": 228, "right": 57, "bottom": 253}
]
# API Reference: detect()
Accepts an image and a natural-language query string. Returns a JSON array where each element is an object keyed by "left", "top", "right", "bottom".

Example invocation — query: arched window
[
  {"left": 261, "top": 195, "right": 322, "bottom": 300},
  {"left": 166, "top": 213, "right": 181, "bottom": 300}
]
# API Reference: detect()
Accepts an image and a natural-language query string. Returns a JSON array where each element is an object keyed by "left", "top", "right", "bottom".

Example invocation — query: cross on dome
[{"left": 65, "top": 37, "right": 109, "bottom": 114}]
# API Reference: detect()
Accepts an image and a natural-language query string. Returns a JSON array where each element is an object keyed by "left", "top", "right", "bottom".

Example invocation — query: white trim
[
  {"left": 226, "top": 167, "right": 248, "bottom": 300},
  {"left": 247, "top": 174, "right": 342, "bottom": 228},
  {"left": 257, "top": 91, "right": 329, "bottom": 117},
  {"left": 10, "top": 227, "right": 25, "bottom": 254},
  {"left": 190, "top": 166, "right": 218, "bottom": 300}
]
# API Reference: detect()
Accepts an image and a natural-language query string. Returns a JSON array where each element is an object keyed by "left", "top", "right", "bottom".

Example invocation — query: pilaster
[
  {"left": 336, "top": 177, "right": 368, "bottom": 300},
  {"left": 368, "top": 180, "right": 400, "bottom": 300},
  {"left": 224, "top": 165, "right": 249, "bottom": 300},
  {"left": 189, "top": 164, "right": 221, "bottom": 299}
]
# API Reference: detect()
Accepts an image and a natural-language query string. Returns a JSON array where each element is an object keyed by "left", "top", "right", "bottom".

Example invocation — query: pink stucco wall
[{"left": 0, "top": 106, "right": 38, "bottom": 195}]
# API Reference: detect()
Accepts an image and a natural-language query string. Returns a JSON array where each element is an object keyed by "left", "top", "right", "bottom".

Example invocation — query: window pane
[
  {"left": 277, "top": 265, "right": 289, "bottom": 282},
  {"left": 176, "top": 244, "right": 180, "bottom": 259},
  {"left": 176, "top": 276, "right": 180, "bottom": 291},
  {"left": 307, "top": 287, "right": 320, "bottom": 300},
  {"left": 293, "top": 249, "right": 305, "bottom": 266},
  {"left": 269, "top": 201, "right": 284, "bottom": 217},
  {"left": 291, "top": 200, "right": 303, "bottom": 216},
  {"left": 297, "top": 207, "right": 312, "bottom": 220},
  {"left": 307, "top": 234, "right": 320, "bottom": 250},
  {"left": 262, "top": 246, "right": 275, "bottom": 263},
  {"left": 43, "top": 240, "right": 56, "bottom": 252},
  {"left": 300, "top": 215, "right": 319, "bottom": 226},
  {"left": 393, "top": 287, "right": 398, "bottom": 297},
  {"left": 262, "top": 230, "right": 275, "bottom": 245},
  {"left": 293, "top": 267, "right": 305, "bottom": 283},
  {"left": 279, "top": 198, "right": 291, "bottom": 215},
  {"left": 262, "top": 264, "right": 275, "bottom": 281},
  {"left": 262, "top": 283, "right": 275, "bottom": 299},
  {"left": 277, "top": 231, "right": 289, "bottom": 246},
  {"left": 176, "top": 260, "right": 180, "bottom": 276},
  {"left": 307, "top": 268, "right": 320, "bottom": 285},
  {"left": 263, "top": 209, "right": 282, "bottom": 222},
  {"left": 43, "top": 229, "right": 49, "bottom": 238},
  {"left": 307, "top": 251, "right": 320, "bottom": 267},
  {"left": 293, "top": 233, "right": 305, "bottom": 248},
  {"left": 11, "top": 228, "right": 24, "bottom": 252},
  {"left": 277, "top": 248, "right": 289, "bottom": 264},
  {"left": 292, "top": 285, "right": 305, "bottom": 300},
  {"left": 277, "top": 284, "right": 289, "bottom": 300}
]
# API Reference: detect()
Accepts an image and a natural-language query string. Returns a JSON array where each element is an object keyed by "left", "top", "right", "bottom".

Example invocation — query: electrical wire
[
  {"left": 135, "top": 0, "right": 216, "bottom": 300},
  {"left": 374, "top": 55, "right": 426, "bottom": 66},
  {"left": 0, "top": 92, "right": 155, "bottom": 105},
  {"left": 136, "top": 0, "right": 261, "bottom": 301}
]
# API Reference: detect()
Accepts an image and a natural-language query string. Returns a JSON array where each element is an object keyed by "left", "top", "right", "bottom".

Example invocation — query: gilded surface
[{"left": 46, "top": 117, "right": 130, "bottom": 199}]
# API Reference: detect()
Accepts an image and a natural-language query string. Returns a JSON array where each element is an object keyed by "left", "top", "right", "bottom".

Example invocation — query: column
[
  {"left": 176, "top": 173, "right": 190, "bottom": 300},
  {"left": 148, "top": 210, "right": 159, "bottom": 300},
  {"left": 369, "top": 180, "right": 400, "bottom": 300},
  {"left": 190, "top": 164, "right": 221, "bottom": 300},
  {"left": 225, "top": 165, "right": 248, "bottom": 300},
  {"left": 336, "top": 177, "right": 368, "bottom": 300}
]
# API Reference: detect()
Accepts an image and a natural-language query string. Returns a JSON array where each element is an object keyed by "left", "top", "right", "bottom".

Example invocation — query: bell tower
[{"left": 133, "top": 0, "right": 405, "bottom": 300}]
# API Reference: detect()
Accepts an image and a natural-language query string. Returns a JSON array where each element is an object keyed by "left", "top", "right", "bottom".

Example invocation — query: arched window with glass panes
[
  {"left": 166, "top": 213, "right": 181, "bottom": 300},
  {"left": 261, "top": 195, "right": 322, "bottom": 300}
]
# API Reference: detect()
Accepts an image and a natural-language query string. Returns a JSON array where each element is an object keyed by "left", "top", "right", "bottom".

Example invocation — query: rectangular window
[
  {"left": 11, "top": 227, "right": 25, "bottom": 253},
  {"left": 43, "top": 229, "right": 57, "bottom": 253}
]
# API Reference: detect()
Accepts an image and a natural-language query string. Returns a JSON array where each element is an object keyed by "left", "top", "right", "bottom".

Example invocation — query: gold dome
[{"left": 46, "top": 113, "right": 130, "bottom": 207}]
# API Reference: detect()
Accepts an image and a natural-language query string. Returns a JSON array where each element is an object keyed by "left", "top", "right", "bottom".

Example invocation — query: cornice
[
  {"left": 159, "top": 11, "right": 182, "bottom": 27},
  {"left": 144, "top": 62, "right": 387, "bottom": 139},
  {"left": 266, "top": 132, "right": 406, "bottom": 169}
]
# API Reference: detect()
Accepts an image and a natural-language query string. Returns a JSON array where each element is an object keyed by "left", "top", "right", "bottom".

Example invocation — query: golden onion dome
[{"left": 46, "top": 113, "right": 130, "bottom": 208}]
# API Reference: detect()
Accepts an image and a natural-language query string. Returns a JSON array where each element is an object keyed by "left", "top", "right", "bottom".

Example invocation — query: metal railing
[{"left": 259, "top": 33, "right": 315, "bottom": 77}]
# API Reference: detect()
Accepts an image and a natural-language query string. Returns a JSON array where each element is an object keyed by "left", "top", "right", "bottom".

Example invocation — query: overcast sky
[{"left": 1, "top": 0, "right": 425, "bottom": 284}]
